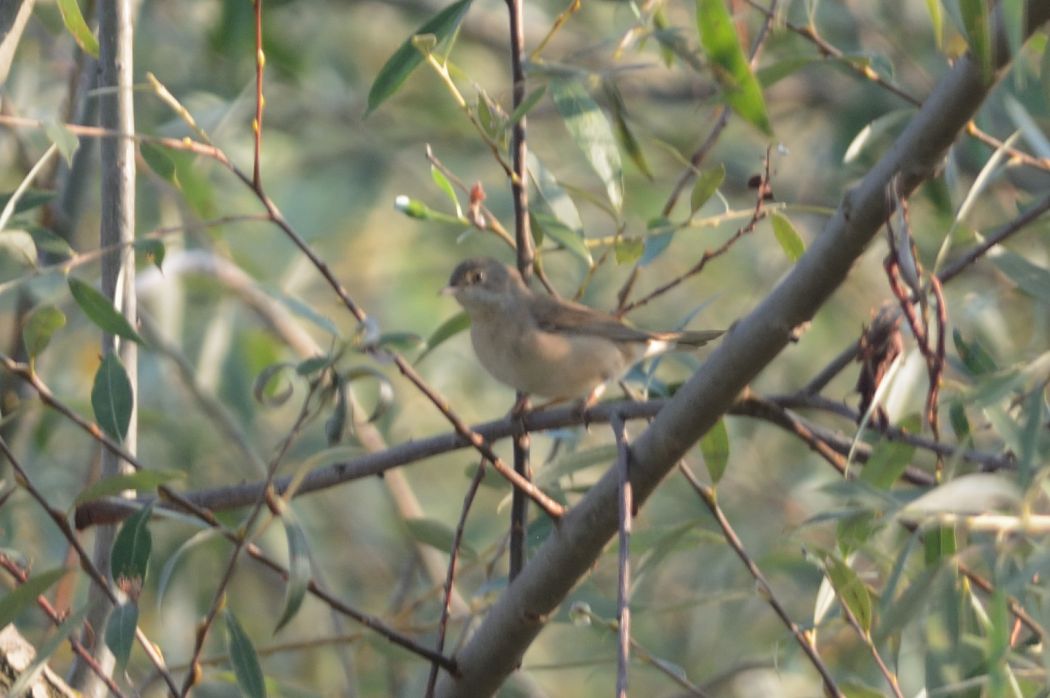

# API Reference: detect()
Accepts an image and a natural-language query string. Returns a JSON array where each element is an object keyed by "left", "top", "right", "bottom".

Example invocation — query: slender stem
[
  {"left": 678, "top": 464, "right": 844, "bottom": 698},
  {"left": 611, "top": 413, "right": 632, "bottom": 698}
]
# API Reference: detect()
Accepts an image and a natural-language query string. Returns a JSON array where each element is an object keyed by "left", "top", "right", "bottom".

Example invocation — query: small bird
[{"left": 443, "top": 257, "right": 722, "bottom": 403}]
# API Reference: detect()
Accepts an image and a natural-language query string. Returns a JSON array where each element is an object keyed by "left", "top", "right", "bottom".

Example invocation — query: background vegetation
[{"left": 0, "top": 0, "right": 1048, "bottom": 696}]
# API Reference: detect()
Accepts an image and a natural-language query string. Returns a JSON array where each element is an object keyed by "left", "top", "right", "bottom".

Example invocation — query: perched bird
[{"left": 443, "top": 257, "right": 722, "bottom": 403}]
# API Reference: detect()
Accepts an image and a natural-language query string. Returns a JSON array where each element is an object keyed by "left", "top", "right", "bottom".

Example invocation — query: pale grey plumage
[{"left": 444, "top": 257, "right": 721, "bottom": 400}]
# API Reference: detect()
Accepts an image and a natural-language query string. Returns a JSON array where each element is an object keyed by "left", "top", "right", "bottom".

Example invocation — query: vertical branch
[
  {"left": 69, "top": 0, "right": 137, "bottom": 693},
  {"left": 611, "top": 413, "right": 632, "bottom": 697},
  {"left": 506, "top": 0, "right": 532, "bottom": 582},
  {"left": 252, "top": 0, "right": 264, "bottom": 188}
]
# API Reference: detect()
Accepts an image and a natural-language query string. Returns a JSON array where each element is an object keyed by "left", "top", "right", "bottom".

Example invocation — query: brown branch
[
  {"left": 0, "top": 555, "right": 127, "bottom": 698},
  {"left": 0, "top": 439, "right": 180, "bottom": 695},
  {"left": 425, "top": 461, "right": 485, "bottom": 695},
  {"left": 611, "top": 412, "right": 632, "bottom": 698},
  {"left": 678, "top": 463, "right": 844, "bottom": 697}
]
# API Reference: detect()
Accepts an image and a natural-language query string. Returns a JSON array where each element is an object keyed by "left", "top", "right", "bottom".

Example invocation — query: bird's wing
[
  {"left": 530, "top": 294, "right": 724, "bottom": 347},
  {"left": 529, "top": 294, "right": 658, "bottom": 344}
]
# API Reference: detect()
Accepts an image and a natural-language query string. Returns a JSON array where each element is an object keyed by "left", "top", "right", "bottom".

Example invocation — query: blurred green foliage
[{"left": 0, "top": 0, "right": 1048, "bottom": 696}]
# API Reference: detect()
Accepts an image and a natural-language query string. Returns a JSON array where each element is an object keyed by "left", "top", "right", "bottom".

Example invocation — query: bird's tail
[{"left": 664, "top": 329, "right": 723, "bottom": 347}]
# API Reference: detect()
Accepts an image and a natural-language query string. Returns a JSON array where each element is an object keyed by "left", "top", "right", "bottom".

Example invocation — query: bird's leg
[{"left": 572, "top": 383, "right": 607, "bottom": 430}]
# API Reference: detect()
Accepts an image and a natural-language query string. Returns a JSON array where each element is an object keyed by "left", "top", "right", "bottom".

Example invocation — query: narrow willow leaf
[
  {"left": 699, "top": 418, "right": 730, "bottom": 484},
  {"left": 105, "top": 602, "right": 138, "bottom": 672},
  {"left": 8, "top": 602, "right": 93, "bottom": 696},
  {"left": 225, "top": 610, "right": 267, "bottom": 698},
  {"left": 770, "top": 212, "right": 805, "bottom": 262},
  {"left": 614, "top": 237, "right": 644, "bottom": 264},
  {"left": 405, "top": 517, "right": 476, "bottom": 559},
  {"left": 416, "top": 311, "right": 471, "bottom": 365},
  {"left": 137, "top": 238, "right": 166, "bottom": 272},
  {"left": 550, "top": 79, "right": 624, "bottom": 213},
  {"left": 23, "top": 305, "right": 66, "bottom": 359},
  {"left": 92, "top": 353, "right": 134, "bottom": 442},
  {"left": 343, "top": 366, "right": 396, "bottom": 424},
  {"left": 0, "top": 190, "right": 55, "bottom": 215},
  {"left": 157, "top": 529, "right": 221, "bottom": 612},
  {"left": 366, "top": 0, "right": 474, "bottom": 114},
  {"left": 141, "top": 143, "right": 178, "bottom": 185},
  {"left": 509, "top": 85, "right": 547, "bottom": 125},
  {"left": 695, "top": 0, "right": 772, "bottom": 135},
  {"left": 926, "top": 0, "right": 943, "bottom": 47},
  {"left": 948, "top": 402, "right": 970, "bottom": 440},
  {"left": 989, "top": 248, "right": 1050, "bottom": 304},
  {"left": 55, "top": 0, "right": 99, "bottom": 57},
  {"left": 430, "top": 166, "right": 462, "bottom": 218},
  {"left": 530, "top": 210, "right": 592, "bottom": 265},
  {"left": 75, "top": 469, "right": 184, "bottom": 505},
  {"left": 952, "top": 330, "right": 997, "bottom": 375},
  {"left": 959, "top": 0, "right": 992, "bottom": 79},
  {"left": 0, "top": 568, "right": 70, "bottom": 629},
  {"left": 859, "top": 436, "right": 916, "bottom": 490},
  {"left": 68, "top": 277, "right": 145, "bottom": 344},
  {"left": 44, "top": 121, "right": 79, "bottom": 166},
  {"left": 826, "top": 554, "right": 873, "bottom": 633},
  {"left": 275, "top": 509, "right": 312, "bottom": 632},
  {"left": 689, "top": 164, "right": 725, "bottom": 214},
  {"left": 253, "top": 362, "right": 296, "bottom": 407},
  {"left": 111, "top": 502, "right": 153, "bottom": 585},
  {"left": 527, "top": 152, "right": 584, "bottom": 232}
]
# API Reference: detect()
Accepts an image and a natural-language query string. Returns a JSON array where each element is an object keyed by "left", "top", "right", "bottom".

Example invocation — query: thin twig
[
  {"left": 677, "top": 463, "right": 844, "bottom": 698},
  {"left": 611, "top": 412, "right": 632, "bottom": 698},
  {"left": 0, "top": 439, "right": 180, "bottom": 695},
  {"left": 0, "top": 555, "right": 128, "bottom": 698},
  {"left": 425, "top": 461, "right": 486, "bottom": 696},
  {"left": 179, "top": 382, "right": 320, "bottom": 696}
]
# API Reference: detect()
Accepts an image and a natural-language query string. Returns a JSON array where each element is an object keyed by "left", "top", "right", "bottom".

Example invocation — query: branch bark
[
  {"left": 69, "top": 0, "right": 138, "bottom": 693},
  {"left": 434, "top": 7, "right": 1050, "bottom": 695}
]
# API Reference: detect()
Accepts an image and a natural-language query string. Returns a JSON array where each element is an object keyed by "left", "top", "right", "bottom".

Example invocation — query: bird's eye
[{"left": 468, "top": 270, "right": 484, "bottom": 284}]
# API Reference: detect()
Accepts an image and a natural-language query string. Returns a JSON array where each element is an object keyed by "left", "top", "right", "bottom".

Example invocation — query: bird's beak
[{"left": 439, "top": 284, "right": 456, "bottom": 297}]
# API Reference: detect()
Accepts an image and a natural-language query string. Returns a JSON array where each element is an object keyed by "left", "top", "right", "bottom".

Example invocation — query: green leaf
[
  {"left": 699, "top": 419, "right": 730, "bottom": 484},
  {"left": 859, "top": 432, "right": 917, "bottom": 490},
  {"left": 105, "top": 602, "right": 138, "bottom": 672},
  {"left": 68, "top": 277, "right": 145, "bottom": 344},
  {"left": 157, "top": 529, "right": 221, "bottom": 611},
  {"left": 948, "top": 402, "right": 970, "bottom": 440},
  {"left": 225, "top": 609, "right": 267, "bottom": 698},
  {"left": 695, "top": 0, "right": 772, "bottom": 135},
  {"left": 22, "top": 305, "right": 66, "bottom": 359},
  {"left": 55, "top": 0, "right": 99, "bottom": 58},
  {"left": 45, "top": 121, "right": 79, "bottom": 166},
  {"left": 275, "top": 509, "right": 312, "bottom": 632},
  {"left": 7, "top": 602, "right": 94, "bottom": 697},
  {"left": 343, "top": 366, "right": 396, "bottom": 424},
  {"left": 253, "top": 362, "right": 296, "bottom": 407},
  {"left": 0, "top": 190, "right": 55, "bottom": 215},
  {"left": 527, "top": 152, "right": 584, "bottom": 232},
  {"left": 111, "top": 502, "right": 153, "bottom": 585},
  {"left": 959, "top": 0, "right": 992, "bottom": 79},
  {"left": 530, "top": 210, "right": 593, "bottom": 265},
  {"left": 0, "top": 568, "right": 70, "bottom": 629},
  {"left": 926, "top": 0, "right": 943, "bottom": 47},
  {"left": 605, "top": 83, "right": 653, "bottom": 180},
  {"left": 366, "top": 0, "right": 474, "bottom": 114},
  {"left": 405, "top": 517, "right": 476, "bottom": 559},
  {"left": 417, "top": 311, "right": 471, "bottom": 365},
  {"left": 550, "top": 79, "right": 624, "bottom": 213},
  {"left": 825, "top": 554, "right": 873, "bottom": 633},
  {"left": 989, "top": 248, "right": 1050, "bottom": 304},
  {"left": 137, "top": 238, "right": 166, "bottom": 272},
  {"left": 141, "top": 142, "right": 178, "bottom": 185},
  {"left": 689, "top": 164, "right": 725, "bottom": 214},
  {"left": 75, "top": 469, "right": 184, "bottom": 505},
  {"left": 640, "top": 219, "right": 676, "bottom": 266},
  {"left": 614, "top": 237, "right": 644, "bottom": 264},
  {"left": 952, "top": 329, "right": 997, "bottom": 375},
  {"left": 430, "top": 166, "right": 462, "bottom": 218},
  {"left": 27, "top": 225, "right": 74, "bottom": 260},
  {"left": 509, "top": 85, "right": 547, "bottom": 125},
  {"left": 770, "top": 212, "right": 805, "bottom": 262},
  {"left": 92, "top": 353, "right": 134, "bottom": 443},
  {"left": 923, "top": 525, "right": 956, "bottom": 564}
]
